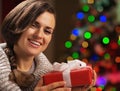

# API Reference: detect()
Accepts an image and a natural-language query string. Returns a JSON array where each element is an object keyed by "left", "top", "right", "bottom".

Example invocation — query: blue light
[
  {"left": 96, "top": 76, "right": 107, "bottom": 86},
  {"left": 76, "top": 12, "right": 85, "bottom": 20},
  {"left": 100, "top": 15, "right": 107, "bottom": 22},
  {"left": 90, "top": 54, "right": 99, "bottom": 61},
  {"left": 72, "top": 28, "right": 79, "bottom": 36}
]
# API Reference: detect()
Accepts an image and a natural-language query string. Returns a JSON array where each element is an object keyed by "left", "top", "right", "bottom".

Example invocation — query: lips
[
  {"left": 28, "top": 39, "right": 42, "bottom": 48},
  {"left": 30, "top": 40, "right": 40, "bottom": 45}
]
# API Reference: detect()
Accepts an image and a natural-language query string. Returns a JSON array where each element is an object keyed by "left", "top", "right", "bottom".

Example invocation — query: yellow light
[
  {"left": 119, "top": 35, "right": 120, "bottom": 40},
  {"left": 87, "top": 0, "right": 94, "bottom": 4},
  {"left": 67, "top": 56, "right": 73, "bottom": 61},
  {"left": 82, "top": 41, "right": 89, "bottom": 48},
  {"left": 70, "top": 34, "right": 77, "bottom": 41}
]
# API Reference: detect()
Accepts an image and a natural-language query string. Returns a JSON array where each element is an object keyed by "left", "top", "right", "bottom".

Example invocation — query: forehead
[{"left": 36, "top": 11, "right": 56, "bottom": 29}]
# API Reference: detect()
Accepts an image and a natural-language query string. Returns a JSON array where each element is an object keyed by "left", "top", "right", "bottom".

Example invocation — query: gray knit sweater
[{"left": 0, "top": 43, "right": 53, "bottom": 91}]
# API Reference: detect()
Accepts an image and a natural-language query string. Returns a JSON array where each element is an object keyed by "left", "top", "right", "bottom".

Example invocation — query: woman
[{"left": 0, "top": 0, "right": 96, "bottom": 91}]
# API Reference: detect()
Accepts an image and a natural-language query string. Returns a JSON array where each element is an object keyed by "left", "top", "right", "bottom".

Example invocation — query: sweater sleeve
[
  {"left": 34, "top": 52, "right": 53, "bottom": 77},
  {"left": 0, "top": 47, "right": 21, "bottom": 91}
]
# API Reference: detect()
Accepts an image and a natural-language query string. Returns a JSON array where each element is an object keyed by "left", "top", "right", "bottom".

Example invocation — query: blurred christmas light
[
  {"left": 94, "top": 44, "right": 105, "bottom": 56},
  {"left": 115, "top": 56, "right": 120, "bottom": 63},
  {"left": 100, "top": 85, "right": 105, "bottom": 90},
  {"left": 96, "top": 76, "right": 107, "bottom": 86},
  {"left": 79, "top": 47, "right": 87, "bottom": 53},
  {"left": 82, "top": 5, "right": 89, "bottom": 12},
  {"left": 111, "top": 87, "right": 116, "bottom": 91},
  {"left": 89, "top": 26, "right": 96, "bottom": 33},
  {"left": 118, "top": 39, "right": 120, "bottom": 45},
  {"left": 87, "top": 0, "right": 94, "bottom": 4},
  {"left": 97, "top": 6, "right": 104, "bottom": 12},
  {"left": 82, "top": 41, "right": 89, "bottom": 48},
  {"left": 65, "top": 41, "right": 72, "bottom": 48},
  {"left": 70, "top": 34, "right": 77, "bottom": 41},
  {"left": 72, "top": 52, "right": 79, "bottom": 59},
  {"left": 72, "top": 28, "right": 79, "bottom": 36},
  {"left": 76, "top": 12, "right": 85, "bottom": 20},
  {"left": 104, "top": 53, "right": 110, "bottom": 60},
  {"left": 90, "top": 54, "right": 99, "bottom": 61},
  {"left": 96, "top": 87, "right": 102, "bottom": 91},
  {"left": 88, "top": 15, "right": 95, "bottom": 22},
  {"left": 100, "top": 15, "right": 107, "bottom": 22},
  {"left": 67, "top": 56, "right": 74, "bottom": 61},
  {"left": 102, "top": 37, "right": 110, "bottom": 44},
  {"left": 115, "top": 26, "right": 120, "bottom": 33},
  {"left": 83, "top": 31, "right": 92, "bottom": 39},
  {"left": 110, "top": 41, "right": 118, "bottom": 49},
  {"left": 90, "top": 87, "right": 96, "bottom": 91}
]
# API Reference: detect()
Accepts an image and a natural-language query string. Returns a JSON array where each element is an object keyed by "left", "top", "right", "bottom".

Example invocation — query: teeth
[{"left": 30, "top": 40, "right": 40, "bottom": 46}]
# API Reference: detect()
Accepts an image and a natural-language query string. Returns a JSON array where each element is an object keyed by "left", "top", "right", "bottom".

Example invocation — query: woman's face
[{"left": 14, "top": 11, "right": 55, "bottom": 56}]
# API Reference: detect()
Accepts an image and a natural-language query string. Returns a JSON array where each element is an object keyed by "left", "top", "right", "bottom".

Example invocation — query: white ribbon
[{"left": 53, "top": 59, "right": 87, "bottom": 87}]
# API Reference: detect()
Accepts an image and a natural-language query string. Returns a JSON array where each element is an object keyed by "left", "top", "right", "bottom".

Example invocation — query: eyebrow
[
  {"left": 35, "top": 20, "right": 54, "bottom": 31},
  {"left": 34, "top": 21, "right": 40, "bottom": 27}
]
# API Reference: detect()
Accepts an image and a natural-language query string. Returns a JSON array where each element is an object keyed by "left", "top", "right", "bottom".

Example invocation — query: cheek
[{"left": 44, "top": 36, "right": 52, "bottom": 46}]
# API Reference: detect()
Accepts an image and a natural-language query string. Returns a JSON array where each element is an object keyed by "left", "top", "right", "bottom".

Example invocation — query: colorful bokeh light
[
  {"left": 76, "top": 12, "right": 85, "bottom": 20},
  {"left": 96, "top": 76, "right": 107, "bottom": 86},
  {"left": 82, "top": 5, "right": 89, "bottom": 12},
  {"left": 83, "top": 31, "right": 92, "bottom": 39},
  {"left": 118, "top": 40, "right": 120, "bottom": 45},
  {"left": 102, "top": 37, "right": 110, "bottom": 44},
  {"left": 65, "top": 41, "right": 72, "bottom": 48},
  {"left": 72, "top": 52, "right": 79, "bottom": 59},
  {"left": 82, "top": 41, "right": 89, "bottom": 48},
  {"left": 104, "top": 53, "right": 110, "bottom": 60},
  {"left": 72, "top": 28, "right": 79, "bottom": 36},
  {"left": 100, "top": 15, "right": 107, "bottom": 22},
  {"left": 88, "top": 15, "right": 95, "bottom": 22}
]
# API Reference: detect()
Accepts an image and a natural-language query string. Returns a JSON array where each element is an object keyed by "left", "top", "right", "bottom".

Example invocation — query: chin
[{"left": 25, "top": 50, "right": 39, "bottom": 56}]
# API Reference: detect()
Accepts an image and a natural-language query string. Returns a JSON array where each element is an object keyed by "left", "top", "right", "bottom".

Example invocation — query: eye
[
  {"left": 31, "top": 21, "right": 40, "bottom": 29},
  {"left": 44, "top": 28, "right": 53, "bottom": 35}
]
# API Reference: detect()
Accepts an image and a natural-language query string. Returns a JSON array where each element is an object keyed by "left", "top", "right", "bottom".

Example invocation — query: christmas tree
[{"left": 64, "top": 0, "right": 120, "bottom": 90}]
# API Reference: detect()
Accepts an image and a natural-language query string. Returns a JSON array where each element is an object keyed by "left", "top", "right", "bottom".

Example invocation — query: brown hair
[
  {"left": 1, "top": 0, "right": 55, "bottom": 49},
  {"left": 1, "top": 0, "right": 55, "bottom": 88}
]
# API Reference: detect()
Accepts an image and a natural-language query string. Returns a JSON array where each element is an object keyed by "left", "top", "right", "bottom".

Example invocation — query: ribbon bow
[{"left": 52, "top": 59, "right": 87, "bottom": 87}]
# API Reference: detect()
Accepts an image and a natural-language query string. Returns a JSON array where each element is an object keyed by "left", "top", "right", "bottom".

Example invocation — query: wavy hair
[
  {"left": 1, "top": 0, "right": 55, "bottom": 88},
  {"left": 1, "top": 0, "right": 55, "bottom": 49}
]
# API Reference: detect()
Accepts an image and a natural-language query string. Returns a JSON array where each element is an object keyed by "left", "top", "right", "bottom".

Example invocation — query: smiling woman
[
  {"left": 13, "top": 11, "right": 55, "bottom": 57},
  {"left": 0, "top": 0, "right": 96, "bottom": 91},
  {"left": 0, "top": 0, "right": 57, "bottom": 90}
]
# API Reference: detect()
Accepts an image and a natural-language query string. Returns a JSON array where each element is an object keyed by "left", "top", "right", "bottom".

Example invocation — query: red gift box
[{"left": 43, "top": 67, "right": 93, "bottom": 87}]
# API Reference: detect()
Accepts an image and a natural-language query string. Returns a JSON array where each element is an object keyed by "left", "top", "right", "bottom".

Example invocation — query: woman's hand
[
  {"left": 34, "top": 79, "right": 71, "bottom": 91},
  {"left": 72, "top": 70, "right": 97, "bottom": 91}
]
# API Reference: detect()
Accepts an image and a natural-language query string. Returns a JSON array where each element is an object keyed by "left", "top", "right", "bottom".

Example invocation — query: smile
[{"left": 28, "top": 39, "right": 41, "bottom": 48}]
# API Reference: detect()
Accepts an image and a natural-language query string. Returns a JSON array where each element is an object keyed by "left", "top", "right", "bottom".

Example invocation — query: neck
[
  {"left": 13, "top": 45, "right": 35, "bottom": 72},
  {"left": 16, "top": 57, "right": 34, "bottom": 72}
]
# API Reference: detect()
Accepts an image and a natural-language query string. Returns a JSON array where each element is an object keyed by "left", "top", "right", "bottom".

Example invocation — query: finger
[
  {"left": 36, "top": 79, "right": 43, "bottom": 87},
  {"left": 52, "top": 87, "right": 71, "bottom": 91},
  {"left": 47, "top": 81, "right": 66, "bottom": 90},
  {"left": 92, "top": 70, "right": 97, "bottom": 86}
]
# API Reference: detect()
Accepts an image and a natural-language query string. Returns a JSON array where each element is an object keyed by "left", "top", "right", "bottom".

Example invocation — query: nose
[{"left": 34, "top": 28, "right": 45, "bottom": 39}]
